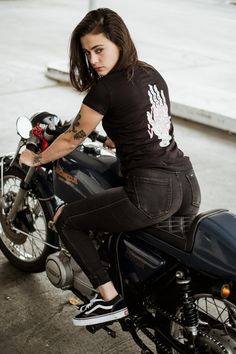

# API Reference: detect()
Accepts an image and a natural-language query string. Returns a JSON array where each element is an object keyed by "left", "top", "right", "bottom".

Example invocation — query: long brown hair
[{"left": 69, "top": 8, "right": 138, "bottom": 92}]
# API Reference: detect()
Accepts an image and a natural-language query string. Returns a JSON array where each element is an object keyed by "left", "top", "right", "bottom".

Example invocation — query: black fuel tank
[{"left": 53, "top": 147, "right": 122, "bottom": 203}]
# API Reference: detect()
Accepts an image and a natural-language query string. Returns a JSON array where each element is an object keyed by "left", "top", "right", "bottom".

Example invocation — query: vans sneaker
[
  {"left": 77, "top": 293, "right": 104, "bottom": 314},
  {"left": 73, "top": 294, "right": 129, "bottom": 326}
]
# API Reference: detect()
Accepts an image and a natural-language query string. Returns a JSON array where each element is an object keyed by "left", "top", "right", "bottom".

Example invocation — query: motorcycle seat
[{"left": 144, "top": 209, "right": 226, "bottom": 252}]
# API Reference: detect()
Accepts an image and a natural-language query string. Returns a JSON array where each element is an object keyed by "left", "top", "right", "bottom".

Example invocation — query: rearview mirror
[{"left": 16, "top": 116, "right": 32, "bottom": 139}]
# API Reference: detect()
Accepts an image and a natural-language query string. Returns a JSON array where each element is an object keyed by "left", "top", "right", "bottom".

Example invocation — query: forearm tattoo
[
  {"left": 66, "top": 111, "right": 87, "bottom": 141},
  {"left": 71, "top": 111, "right": 81, "bottom": 132},
  {"left": 73, "top": 129, "right": 87, "bottom": 140},
  {"left": 33, "top": 154, "right": 42, "bottom": 166}
]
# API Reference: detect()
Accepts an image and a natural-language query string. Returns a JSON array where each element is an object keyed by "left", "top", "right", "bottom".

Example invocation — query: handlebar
[
  {"left": 26, "top": 135, "right": 41, "bottom": 153},
  {"left": 43, "top": 125, "right": 107, "bottom": 144},
  {"left": 88, "top": 131, "right": 107, "bottom": 144},
  {"left": 25, "top": 127, "right": 107, "bottom": 155}
]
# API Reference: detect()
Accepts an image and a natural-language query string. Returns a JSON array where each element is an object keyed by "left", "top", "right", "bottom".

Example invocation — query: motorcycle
[{"left": 1, "top": 111, "right": 236, "bottom": 354}]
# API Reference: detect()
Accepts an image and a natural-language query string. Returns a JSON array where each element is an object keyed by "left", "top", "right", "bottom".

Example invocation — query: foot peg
[
  {"left": 86, "top": 322, "right": 116, "bottom": 338},
  {"left": 48, "top": 220, "right": 57, "bottom": 232}
]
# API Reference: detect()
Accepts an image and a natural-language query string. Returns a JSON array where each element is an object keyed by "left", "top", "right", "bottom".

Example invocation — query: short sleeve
[{"left": 83, "top": 79, "right": 110, "bottom": 115}]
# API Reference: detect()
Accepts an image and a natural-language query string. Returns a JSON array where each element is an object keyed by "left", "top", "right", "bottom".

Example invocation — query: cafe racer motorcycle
[{"left": 0, "top": 111, "right": 236, "bottom": 354}]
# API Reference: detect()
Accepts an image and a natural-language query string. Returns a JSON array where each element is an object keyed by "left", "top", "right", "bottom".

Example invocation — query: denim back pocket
[
  {"left": 186, "top": 172, "right": 201, "bottom": 207},
  {"left": 133, "top": 176, "right": 172, "bottom": 219}
]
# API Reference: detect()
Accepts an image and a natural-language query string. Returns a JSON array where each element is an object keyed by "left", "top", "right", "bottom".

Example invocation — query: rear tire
[
  {"left": 171, "top": 294, "right": 236, "bottom": 353},
  {"left": 0, "top": 165, "right": 56, "bottom": 272}
]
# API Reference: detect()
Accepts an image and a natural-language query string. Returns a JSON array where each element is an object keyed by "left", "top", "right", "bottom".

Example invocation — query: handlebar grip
[
  {"left": 26, "top": 135, "right": 40, "bottom": 153},
  {"left": 26, "top": 143, "right": 39, "bottom": 153},
  {"left": 96, "top": 134, "right": 107, "bottom": 144},
  {"left": 88, "top": 131, "right": 107, "bottom": 143}
]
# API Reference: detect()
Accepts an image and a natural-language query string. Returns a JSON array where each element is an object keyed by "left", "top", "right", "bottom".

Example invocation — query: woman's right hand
[{"left": 103, "top": 137, "right": 115, "bottom": 149}]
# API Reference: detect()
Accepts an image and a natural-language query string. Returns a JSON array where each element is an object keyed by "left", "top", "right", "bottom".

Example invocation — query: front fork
[{"left": 6, "top": 166, "right": 35, "bottom": 223}]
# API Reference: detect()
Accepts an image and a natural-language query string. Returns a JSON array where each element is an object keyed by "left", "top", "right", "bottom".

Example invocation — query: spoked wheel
[
  {"left": 0, "top": 166, "right": 55, "bottom": 272},
  {"left": 171, "top": 294, "right": 236, "bottom": 353}
]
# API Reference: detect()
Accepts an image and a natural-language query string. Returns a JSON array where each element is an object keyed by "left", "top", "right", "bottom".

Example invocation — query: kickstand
[
  {"left": 128, "top": 326, "right": 154, "bottom": 354},
  {"left": 103, "top": 326, "right": 116, "bottom": 338}
]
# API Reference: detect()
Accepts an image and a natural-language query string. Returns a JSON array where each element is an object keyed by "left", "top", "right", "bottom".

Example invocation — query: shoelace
[{"left": 79, "top": 293, "right": 104, "bottom": 313}]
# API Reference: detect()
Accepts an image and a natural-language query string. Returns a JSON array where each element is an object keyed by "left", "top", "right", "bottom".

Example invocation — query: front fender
[
  {"left": 1, "top": 154, "right": 60, "bottom": 248},
  {"left": 1, "top": 155, "right": 56, "bottom": 223},
  {"left": 1, "top": 155, "right": 54, "bottom": 215}
]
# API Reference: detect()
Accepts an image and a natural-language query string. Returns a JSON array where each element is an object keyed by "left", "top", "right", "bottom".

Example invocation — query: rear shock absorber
[{"left": 176, "top": 271, "right": 199, "bottom": 353}]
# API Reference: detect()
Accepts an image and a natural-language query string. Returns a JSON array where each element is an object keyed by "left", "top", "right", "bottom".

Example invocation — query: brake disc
[{"left": 0, "top": 210, "right": 27, "bottom": 244}]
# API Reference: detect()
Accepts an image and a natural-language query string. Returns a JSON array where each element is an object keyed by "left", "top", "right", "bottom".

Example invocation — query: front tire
[{"left": 0, "top": 165, "right": 56, "bottom": 272}]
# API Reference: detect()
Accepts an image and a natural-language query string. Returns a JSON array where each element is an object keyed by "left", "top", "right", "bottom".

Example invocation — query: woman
[{"left": 20, "top": 8, "right": 201, "bottom": 327}]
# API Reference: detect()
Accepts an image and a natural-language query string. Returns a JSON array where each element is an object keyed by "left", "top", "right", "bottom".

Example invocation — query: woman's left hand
[{"left": 53, "top": 205, "right": 65, "bottom": 223}]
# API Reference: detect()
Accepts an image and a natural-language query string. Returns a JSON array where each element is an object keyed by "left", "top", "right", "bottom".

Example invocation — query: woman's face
[{"left": 80, "top": 32, "right": 120, "bottom": 76}]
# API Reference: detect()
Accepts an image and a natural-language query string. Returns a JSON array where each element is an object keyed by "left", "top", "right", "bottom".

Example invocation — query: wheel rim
[
  {"left": 0, "top": 174, "right": 48, "bottom": 262},
  {"left": 171, "top": 294, "right": 236, "bottom": 353}
]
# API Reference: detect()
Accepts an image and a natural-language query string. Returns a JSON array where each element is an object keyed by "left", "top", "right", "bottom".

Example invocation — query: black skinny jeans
[{"left": 55, "top": 168, "right": 201, "bottom": 288}]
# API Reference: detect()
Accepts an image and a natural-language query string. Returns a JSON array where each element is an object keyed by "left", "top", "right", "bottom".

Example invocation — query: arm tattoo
[
  {"left": 73, "top": 129, "right": 86, "bottom": 140},
  {"left": 68, "top": 111, "right": 81, "bottom": 133},
  {"left": 33, "top": 154, "right": 42, "bottom": 166},
  {"left": 65, "top": 111, "right": 87, "bottom": 141}
]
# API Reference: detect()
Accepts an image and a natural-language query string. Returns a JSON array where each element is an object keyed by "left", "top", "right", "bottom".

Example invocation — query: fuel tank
[{"left": 53, "top": 145, "right": 122, "bottom": 203}]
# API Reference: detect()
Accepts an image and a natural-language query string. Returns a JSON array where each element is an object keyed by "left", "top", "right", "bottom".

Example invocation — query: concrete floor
[
  {"left": 0, "top": 257, "right": 142, "bottom": 354},
  {"left": 0, "top": 1, "right": 236, "bottom": 353}
]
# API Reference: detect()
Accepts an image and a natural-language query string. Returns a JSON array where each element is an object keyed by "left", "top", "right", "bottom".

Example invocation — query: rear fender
[{"left": 190, "top": 271, "right": 236, "bottom": 305}]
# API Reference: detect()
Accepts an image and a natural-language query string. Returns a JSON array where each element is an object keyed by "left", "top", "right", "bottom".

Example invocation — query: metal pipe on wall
[{"left": 88, "top": 0, "right": 98, "bottom": 10}]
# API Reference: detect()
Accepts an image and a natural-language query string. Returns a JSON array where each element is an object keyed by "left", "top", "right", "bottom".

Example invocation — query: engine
[{"left": 46, "top": 250, "right": 95, "bottom": 297}]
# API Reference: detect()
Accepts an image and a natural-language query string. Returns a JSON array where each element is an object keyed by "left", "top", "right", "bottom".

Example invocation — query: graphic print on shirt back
[{"left": 146, "top": 84, "right": 171, "bottom": 147}]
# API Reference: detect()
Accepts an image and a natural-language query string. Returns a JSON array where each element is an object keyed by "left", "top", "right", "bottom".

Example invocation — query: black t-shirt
[{"left": 83, "top": 63, "right": 192, "bottom": 175}]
